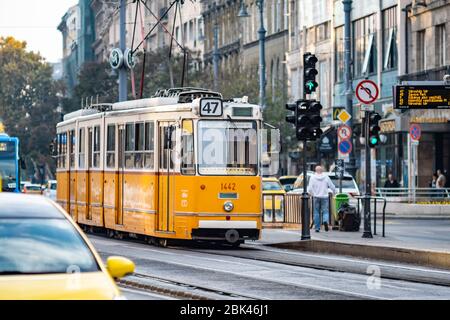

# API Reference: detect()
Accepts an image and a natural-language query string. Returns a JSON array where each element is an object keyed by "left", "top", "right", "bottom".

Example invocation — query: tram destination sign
[{"left": 394, "top": 85, "right": 450, "bottom": 109}]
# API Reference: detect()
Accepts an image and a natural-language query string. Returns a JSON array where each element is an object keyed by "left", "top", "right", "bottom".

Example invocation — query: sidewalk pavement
[
  {"left": 257, "top": 219, "right": 450, "bottom": 269},
  {"left": 260, "top": 219, "right": 450, "bottom": 253}
]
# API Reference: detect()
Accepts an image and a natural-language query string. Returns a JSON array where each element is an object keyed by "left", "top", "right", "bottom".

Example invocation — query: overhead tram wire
[
  {"left": 131, "top": 0, "right": 180, "bottom": 56},
  {"left": 137, "top": 0, "right": 191, "bottom": 90}
]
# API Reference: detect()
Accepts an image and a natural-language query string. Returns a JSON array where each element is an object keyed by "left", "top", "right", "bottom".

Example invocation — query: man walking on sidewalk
[{"left": 307, "top": 166, "right": 336, "bottom": 232}]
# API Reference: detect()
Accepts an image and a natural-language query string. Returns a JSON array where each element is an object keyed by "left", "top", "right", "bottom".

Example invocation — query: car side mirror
[{"left": 106, "top": 256, "right": 135, "bottom": 279}]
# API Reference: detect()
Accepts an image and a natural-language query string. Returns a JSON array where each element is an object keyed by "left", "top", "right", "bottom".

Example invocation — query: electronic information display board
[{"left": 394, "top": 85, "right": 450, "bottom": 109}]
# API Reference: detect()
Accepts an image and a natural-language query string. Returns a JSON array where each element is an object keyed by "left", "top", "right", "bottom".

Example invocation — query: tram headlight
[{"left": 224, "top": 201, "right": 234, "bottom": 212}]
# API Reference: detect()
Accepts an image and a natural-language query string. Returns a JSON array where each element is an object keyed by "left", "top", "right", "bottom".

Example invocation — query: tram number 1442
[{"left": 221, "top": 183, "right": 236, "bottom": 191}]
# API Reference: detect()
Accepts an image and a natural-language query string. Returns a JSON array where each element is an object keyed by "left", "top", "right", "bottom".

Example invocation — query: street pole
[
  {"left": 119, "top": 0, "right": 127, "bottom": 102},
  {"left": 363, "top": 111, "right": 373, "bottom": 238},
  {"left": 213, "top": 22, "right": 219, "bottom": 92},
  {"left": 257, "top": 0, "right": 266, "bottom": 108},
  {"left": 343, "top": 0, "right": 355, "bottom": 177},
  {"left": 301, "top": 140, "right": 310, "bottom": 240}
]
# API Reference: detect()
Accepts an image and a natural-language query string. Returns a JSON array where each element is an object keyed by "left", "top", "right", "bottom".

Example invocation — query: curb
[{"left": 269, "top": 240, "right": 450, "bottom": 270}]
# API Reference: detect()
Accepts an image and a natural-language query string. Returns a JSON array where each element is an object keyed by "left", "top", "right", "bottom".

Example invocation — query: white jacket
[{"left": 307, "top": 174, "right": 336, "bottom": 198}]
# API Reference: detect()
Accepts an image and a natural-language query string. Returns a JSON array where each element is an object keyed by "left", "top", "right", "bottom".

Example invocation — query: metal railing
[
  {"left": 355, "top": 196, "right": 387, "bottom": 237},
  {"left": 270, "top": 193, "right": 387, "bottom": 237},
  {"left": 376, "top": 188, "right": 450, "bottom": 203}
]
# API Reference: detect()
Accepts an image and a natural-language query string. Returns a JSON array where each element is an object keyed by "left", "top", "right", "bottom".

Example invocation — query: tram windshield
[
  {"left": 197, "top": 120, "right": 258, "bottom": 176},
  {"left": 0, "top": 141, "right": 18, "bottom": 192}
]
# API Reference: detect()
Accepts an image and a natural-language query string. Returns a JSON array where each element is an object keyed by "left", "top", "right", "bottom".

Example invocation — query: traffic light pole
[
  {"left": 301, "top": 139, "right": 310, "bottom": 240},
  {"left": 363, "top": 111, "right": 373, "bottom": 238}
]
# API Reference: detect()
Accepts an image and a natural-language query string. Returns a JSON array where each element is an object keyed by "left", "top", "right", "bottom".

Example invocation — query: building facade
[
  {"left": 285, "top": 0, "right": 449, "bottom": 188},
  {"left": 201, "top": 0, "right": 289, "bottom": 98},
  {"left": 58, "top": 0, "right": 96, "bottom": 95}
]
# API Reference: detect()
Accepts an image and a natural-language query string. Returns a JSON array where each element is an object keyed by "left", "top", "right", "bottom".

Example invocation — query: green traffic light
[
  {"left": 306, "top": 81, "right": 316, "bottom": 91},
  {"left": 370, "top": 136, "right": 379, "bottom": 146}
]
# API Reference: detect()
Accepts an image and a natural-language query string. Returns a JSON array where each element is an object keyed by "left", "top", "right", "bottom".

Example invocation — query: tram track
[
  {"left": 88, "top": 233, "right": 450, "bottom": 299},
  {"left": 117, "top": 272, "right": 267, "bottom": 300},
  {"left": 88, "top": 230, "right": 450, "bottom": 289}
]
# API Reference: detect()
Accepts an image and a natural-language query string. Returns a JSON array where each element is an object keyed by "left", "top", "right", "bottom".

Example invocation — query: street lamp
[
  {"left": 211, "top": 2, "right": 220, "bottom": 92},
  {"left": 238, "top": 0, "right": 266, "bottom": 108}
]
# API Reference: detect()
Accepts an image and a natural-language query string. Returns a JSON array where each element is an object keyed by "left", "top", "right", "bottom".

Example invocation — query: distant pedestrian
[
  {"left": 384, "top": 173, "right": 400, "bottom": 188},
  {"left": 437, "top": 170, "right": 447, "bottom": 198},
  {"left": 307, "top": 166, "right": 336, "bottom": 232}
]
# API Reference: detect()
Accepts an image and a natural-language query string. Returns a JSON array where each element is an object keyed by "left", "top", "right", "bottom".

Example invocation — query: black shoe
[
  {"left": 324, "top": 223, "right": 329, "bottom": 232},
  {"left": 315, "top": 229, "right": 320, "bottom": 233}
]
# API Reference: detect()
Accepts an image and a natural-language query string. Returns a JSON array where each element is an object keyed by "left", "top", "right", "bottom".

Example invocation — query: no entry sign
[{"left": 356, "top": 80, "right": 379, "bottom": 105}]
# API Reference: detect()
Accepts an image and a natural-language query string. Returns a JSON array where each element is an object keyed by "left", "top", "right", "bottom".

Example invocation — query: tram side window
[
  {"left": 134, "top": 123, "right": 145, "bottom": 169},
  {"left": 106, "top": 125, "right": 115, "bottom": 169},
  {"left": 92, "top": 126, "right": 101, "bottom": 168},
  {"left": 69, "top": 130, "right": 75, "bottom": 168},
  {"left": 181, "top": 120, "right": 195, "bottom": 175},
  {"left": 57, "top": 132, "right": 67, "bottom": 169},
  {"left": 125, "top": 123, "right": 135, "bottom": 169},
  {"left": 78, "top": 128, "right": 85, "bottom": 169},
  {"left": 144, "top": 122, "right": 154, "bottom": 169}
]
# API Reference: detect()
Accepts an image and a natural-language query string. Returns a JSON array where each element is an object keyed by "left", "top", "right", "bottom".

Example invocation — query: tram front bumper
[{"left": 191, "top": 220, "right": 260, "bottom": 242}]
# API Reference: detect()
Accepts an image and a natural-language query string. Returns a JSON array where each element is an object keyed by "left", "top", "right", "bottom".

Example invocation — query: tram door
[
  {"left": 116, "top": 126, "right": 125, "bottom": 225},
  {"left": 157, "top": 122, "right": 176, "bottom": 232},
  {"left": 86, "top": 127, "right": 93, "bottom": 220}
]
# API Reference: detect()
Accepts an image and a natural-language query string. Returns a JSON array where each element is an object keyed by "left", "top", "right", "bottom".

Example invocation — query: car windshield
[
  {"left": 0, "top": 141, "right": 18, "bottom": 192},
  {"left": 0, "top": 219, "right": 99, "bottom": 275},
  {"left": 197, "top": 120, "right": 258, "bottom": 176},
  {"left": 263, "top": 181, "right": 283, "bottom": 191},
  {"left": 329, "top": 176, "right": 356, "bottom": 189}
]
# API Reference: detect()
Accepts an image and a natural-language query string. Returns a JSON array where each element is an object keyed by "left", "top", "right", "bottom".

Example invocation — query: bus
[
  {"left": 56, "top": 88, "right": 263, "bottom": 246},
  {"left": 0, "top": 134, "right": 20, "bottom": 193}
]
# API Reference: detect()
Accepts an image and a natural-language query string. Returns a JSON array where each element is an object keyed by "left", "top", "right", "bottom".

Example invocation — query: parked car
[
  {"left": 290, "top": 172, "right": 360, "bottom": 197},
  {"left": 278, "top": 176, "right": 298, "bottom": 192},
  {"left": 43, "top": 180, "right": 57, "bottom": 201},
  {"left": 0, "top": 193, "right": 135, "bottom": 300},
  {"left": 262, "top": 177, "right": 286, "bottom": 223},
  {"left": 22, "top": 183, "right": 43, "bottom": 195}
]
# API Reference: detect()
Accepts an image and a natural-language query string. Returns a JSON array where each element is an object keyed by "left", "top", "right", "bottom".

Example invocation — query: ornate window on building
[
  {"left": 382, "top": 6, "right": 398, "bottom": 70},
  {"left": 436, "top": 24, "right": 446, "bottom": 67},
  {"left": 417, "top": 29, "right": 427, "bottom": 71},
  {"left": 353, "top": 14, "right": 376, "bottom": 77},
  {"left": 334, "top": 26, "right": 344, "bottom": 83}
]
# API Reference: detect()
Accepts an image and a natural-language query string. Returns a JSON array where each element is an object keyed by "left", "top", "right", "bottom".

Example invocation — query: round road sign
[
  {"left": 410, "top": 124, "right": 422, "bottom": 141},
  {"left": 337, "top": 125, "right": 352, "bottom": 140},
  {"left": 109, "top": 48, "right": 124, "bottom": 70},
  {"left": 338, "top": 140, "right": 353, "bottom": 155},
  {"left": 124, "top": 48, "right": 136, "bottom": 69},
  {"left": 356, "top": 79, "right": 379, "bottom": 105}
]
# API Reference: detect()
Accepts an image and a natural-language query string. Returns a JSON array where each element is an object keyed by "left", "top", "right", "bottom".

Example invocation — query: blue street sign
[{"left": 338, "top": 140, "right": 352, "bottom": 155}]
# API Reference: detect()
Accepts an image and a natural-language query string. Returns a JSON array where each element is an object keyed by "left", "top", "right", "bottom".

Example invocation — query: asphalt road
[{"left": 88, "top": 235, "right": 450, "bottom": 300}]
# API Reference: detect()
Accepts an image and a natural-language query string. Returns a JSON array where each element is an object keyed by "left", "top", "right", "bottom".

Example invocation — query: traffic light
[
  {"left": 285, "top": 102, "right": 297, "bottom": 126},
  {"left": 303, "top": 53, "right": 318, "bottom": 94},
  {"left": 368, "top": 112, "right": 381, "bottom": 148}
]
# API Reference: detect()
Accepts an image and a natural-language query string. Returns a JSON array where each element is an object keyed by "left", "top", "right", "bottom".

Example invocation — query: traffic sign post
[
  {"left": 335, "top": 159, "right": 345, "bottom": 193},
  {"left": 356, "top": 80, "right": 380, "bottom": 239}
]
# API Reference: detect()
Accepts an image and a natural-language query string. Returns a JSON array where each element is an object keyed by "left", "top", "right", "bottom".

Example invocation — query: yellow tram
[{"left": 56, "top": 88, "right": 263, "bottom": 246}]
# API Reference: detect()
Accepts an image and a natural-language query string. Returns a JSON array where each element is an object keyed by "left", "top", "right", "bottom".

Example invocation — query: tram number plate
[{"left": 200, "top": 98, "right": 223, "bottom": 117}]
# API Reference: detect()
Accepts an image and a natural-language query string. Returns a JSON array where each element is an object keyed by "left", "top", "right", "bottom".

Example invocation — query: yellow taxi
[
  {"left": 0, "top": 193, "right": 135, "bottom": 300},
  {"left": 262, "top": 177, "right": 286, "bottom": 223}
]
